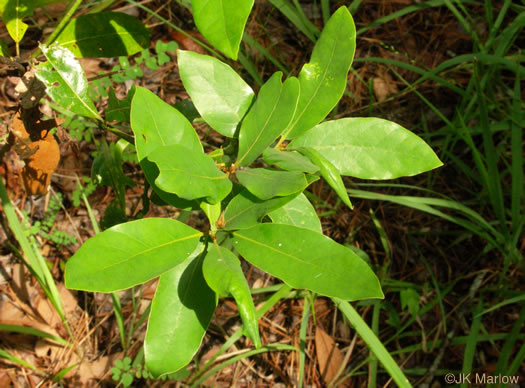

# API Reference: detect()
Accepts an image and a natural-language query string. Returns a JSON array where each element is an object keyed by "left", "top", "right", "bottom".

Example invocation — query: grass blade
[
  {"left": 333, "top": 299, "right": 411, "bottom": 388},
  {"left": 460, "top": 301, "right": 483, "bottom": 388}
]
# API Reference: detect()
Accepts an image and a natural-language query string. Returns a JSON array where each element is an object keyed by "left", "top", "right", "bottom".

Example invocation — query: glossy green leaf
[
  {"left": 65, "top": 218, "right": 202, "bottom": 292},
  {"left": 130, "top": 86, "right": 202, "bottom": 160},
  {"left": 145, "top": 247, "right": 216, "bottom": 377},
  {"left": 148, "top": 144, "right": 232, "bottom": 204},
  {"left": 224, "top": 189, "right": 299, "bottom": 230},
  {"left": 262, "top": 148, "right": 319, "bottom": 174},
  {"left": 237, "top": 73, "right": 299, "bottom": 166},
  {"left": 283, "top": 7, "right": 356, "bottom": 139},
  {"left": 268, "top": 193, "right": 322, "bottom": 233},
  {"left": 1, "top": 0, "right": 34, "bottom": 43},
  {"left": 178, "top": 50, "right": 254, "bottom": 137},
  {"left": 297, "top": 147, "right": 352, "bottom": 209},
  {"left": 290, "top": 118, "right": 443, "bottom": 179},
  {"left": 56, "top": 12, "right": 150, "bottom": 58},
  {"left": 233, "top": 224, "right": 383, "bottom": 300},
  {"left": 236, "top": 168, "right": 317, "bottom": 200},
  {"left": 106, "top": 86, "right": 135, "bottom": 123},
  {"left": 203, "top": 244, "right": 261, "bottom": 347},
  {"left": 35, "top": 45, "right": 100, "bottom": 120},
  {"left": 192, "top": 0, "right": 254, "bottom": 60}
]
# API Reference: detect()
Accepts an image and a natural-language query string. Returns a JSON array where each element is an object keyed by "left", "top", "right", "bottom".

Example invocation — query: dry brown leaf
[
  {"left": 77, "top": 352, "right": 123, "bottom": 386},
  {"left": 34, "top": 293, "right": 61, "bottom": 329},
  {"left": 10, "top": 111, "right": 61, "bottom": 196},
  {"left": 57, "top": 283, "right": 78, "bottom": 315},
  {"left": 315, "top": 326, "right": 348, "bottom": 386},
  {"left": 373, "top": 76, "right": 398, "bottom": 103},
  {"left": 170, "top": 31, "right": 207, "bottom": 54}
]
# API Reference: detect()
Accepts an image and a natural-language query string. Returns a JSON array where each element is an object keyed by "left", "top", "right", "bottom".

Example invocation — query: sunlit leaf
[
  {"left": 233, "top": 224, "right": 383, "bottom": 300},
  {"left": 145, "top": 247, "right": 216, "bottom": 377},
  {"left": 268, "top": 193, "right": 322, "bottom": 233},
  {"left": 203, "top": 244, "right": 261, "bottom": 347},
  {"left": 283, "top": 7, "right": 356, "bottom": 139},
  {"left": 291, "top": 118, "right": 443, "bottom": 179},
  {"left": 36, "top": 44, "right": 100, "bottom": 119},
  {"left": 237, "top": 73, "right": 299, "bottom": 166},
  {"left": 192, "top": 0, "right": 254, "bottom": 60},
  {"left": 236, "top": 168, "right": 317, "bottom": 200},
  {"left": 65, "top": 218, "right": 202, "bottom": 292},
  {"left": 148, "top": 144, "right": 232, "bottom": 204},
  {"left": 178, "top": 50, "right": 254, "bottom": 137}
]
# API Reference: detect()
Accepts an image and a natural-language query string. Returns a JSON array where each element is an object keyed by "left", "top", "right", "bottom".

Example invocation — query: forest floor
[{"left": 0, "top": 0, "right": 523, "bottom": 387}]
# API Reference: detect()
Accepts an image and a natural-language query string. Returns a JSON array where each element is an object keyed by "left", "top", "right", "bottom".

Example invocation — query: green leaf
[
  {"left": 236, "top": 168, "right": 317, "bottom": 200},
  {"left": 237, "top": 73, "right": 299, "bottom": 166},
  {"left": 290, "top": 118, "right": 443, "bottom": 179},
  {"left": 224, "top": 189, "right": 298, "bottom": 230},
  {"left": 1, "top": 0, "right": 34, "bottom": 43},
  {"left": 56, "top": 12, "right": 150, "bottom": 58},
  {"left": 262, "top": 148, "right": 319, "bottom": 174},
  {"left": 233, "top": 224, "right": 383, "bottom": 300},
  {"left": 268, "top": 193, "right": 322, "bottom": 233},
  {"left": 297, "top": 147, "right": 352, "bottom": 209},
  {"left": 148, "top": 144, "right": 232, "bottom": 205},
  {"left": 145, "top": 248, "right": 216, "bottom": 377},
  {"left": 203, "top": 244, "right": 261, "bottom": 347},
  {"left": 400, "top": 288, "right": 420, "bottom": 318},
  {"left": 178, "top": 50, "right": 254, "bottom": 137},
  {"left": 283, "top": 7, "right": 356, "bottom": 139},
  {"left": 106, "top": 86, "right": 135, "bottom": 123},
  {"left": 130, "top": 86, "right": 202, "bottom": 160},
  {"left": 192, "top": 0, "right": 254, "bottom": 60},
  {"left": 65, "top": 218, "right": 202, "bottom": 292},
  {"left": 35, "top": 44, "right": 100, "bottom": 120},
  {"left": 141, "top": 160, "right": 199, "bottom": 210},
  {"left": 130, "top": 87, "right": 203, "bottom": 207}
]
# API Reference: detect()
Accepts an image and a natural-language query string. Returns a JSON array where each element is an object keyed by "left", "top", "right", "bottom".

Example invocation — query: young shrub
[{"left": 35, "top": 6, "right": 441, "bottom": 379}]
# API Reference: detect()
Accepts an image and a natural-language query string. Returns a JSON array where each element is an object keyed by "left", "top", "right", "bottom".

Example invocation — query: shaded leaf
[
  {"left": 297, "top": 147, "right": 352, "bottom": 209},
  {"left": 203, "top": 244, "right": 261, "bottom": 347},
  {"left": 35, "top": 44, "right": 100, "bottom": 119},
  {"left": 145, "top": 247, "right": 216, "bottom": 377},
  {"left": 65, "top": 218, "right": 202, "bottom": 292},
  {"left": 192, "top": 0, "right": 254, "bottom": 60},
  {"left": 263, "top": 148, "right": 319, "bottom": 174},
  {"left": 178, "top": 50, "right": 254, "bottom": 137},
  {"left": 237, "top": 73, "right": 299, "bottom": 166},
  {"left": 148, "top": 144, "right": 232, "bottom": 204},
  {"left": 224, "top": 189, "right": 299, "bottom": 230},
  {"left": 106, "top": 86, "right": 135, "bottom": 123},
  {"left": 232, "top": 224, "right": 383, "bottom": 300},
  {"left": 290, "top": 118, "right": 443, "bottom": 179},
  {"left": 268, "top": 193, "right": 322, "bottom": 233},
  {"left": 56, "top": 12, "right": 150, "bottom": 58},
  {"left": 284, "top": 7, "right": 356, "bottom": 139},
  {"left": 236, "top": 168, "right": 316, "bottom": 200}
]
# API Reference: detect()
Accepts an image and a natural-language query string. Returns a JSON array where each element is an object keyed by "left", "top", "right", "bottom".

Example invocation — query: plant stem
[{"left": 44, "top": 0, "right": 83, "bottom": 47}]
